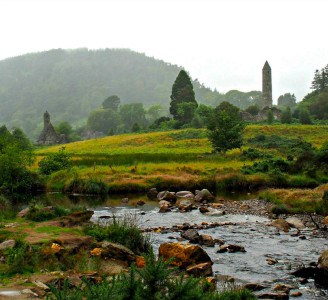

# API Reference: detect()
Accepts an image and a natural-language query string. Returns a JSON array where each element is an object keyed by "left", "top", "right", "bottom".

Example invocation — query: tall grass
[
  {"left": 84, "top": 214, "right": 151, "bottom": 255},
  {"left": 46, "top": 253, "right": 256, "bottom": 300}
]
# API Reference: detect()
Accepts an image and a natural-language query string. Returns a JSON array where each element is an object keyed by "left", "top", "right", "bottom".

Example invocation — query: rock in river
[
  {"left": 285, "top": 217, "right": 305, "bottom": 229},
  {"left": 159, "top": 242, "right": 212, "bottom": 268},
  {"left": 181, "top": 229, "right": 199, "bottom": 243}
]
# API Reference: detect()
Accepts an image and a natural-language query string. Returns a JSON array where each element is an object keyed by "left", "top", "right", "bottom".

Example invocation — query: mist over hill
[{"left": 0, "top": 48, "right": 227, "bottom": 138}]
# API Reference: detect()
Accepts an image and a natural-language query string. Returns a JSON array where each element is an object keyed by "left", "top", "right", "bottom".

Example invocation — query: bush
[
  {"left": 47, "top": 253, "right": 256, "bottom": 300},
  {"left": 271, "top": 204, "right": 290, "bottom": 215},
  {"left": 241, "top": 148, "right": 272, "bottom": 160},
  {"left": 84, "top": 214, "right": 151, "bottom": 255},
  {"left": 26, "top": 204, "right": 70, "bottom": 222},
  {"left": 39, "top": 147, "right": 72, "bottom": 175}
]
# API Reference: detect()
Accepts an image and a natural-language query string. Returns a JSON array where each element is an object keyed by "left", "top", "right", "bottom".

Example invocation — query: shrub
[
  {"left": 39, "top": 147, "right": 72, "bottom": 175},
  {"left": 47, "top": 253, "right": 256, "bottom": 300},
  {"left": 271, "top": 204, "right": 290, "bottom": 215},
  {"left": 241, "top": 148, "right": 272, "bottom": 160},
  {"left": 26, "top": 204, "right": 70, "bottom": 222},
  {"left": 84, "top": 214, "right": 151, "bottom": 255}
]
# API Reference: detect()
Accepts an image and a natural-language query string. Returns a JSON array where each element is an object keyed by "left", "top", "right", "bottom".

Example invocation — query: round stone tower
[{"left": 262, "top": 61, "right": 272, "bottom": 108}]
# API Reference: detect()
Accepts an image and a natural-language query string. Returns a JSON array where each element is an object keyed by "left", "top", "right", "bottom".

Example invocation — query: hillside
[{"left": 0, "top": 48, "right": 224, "bottom": 138}]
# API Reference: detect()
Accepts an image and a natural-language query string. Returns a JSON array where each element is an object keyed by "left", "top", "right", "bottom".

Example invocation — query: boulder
[
  {"left": 181, "top": 229, "right": 199, "bottom": 243},
  {"left": 101, "top": 241, "right": 136, "bottom": 263},
  {"left": 205, "top": 208, "right": 225, "bottom": 216},
  {"left": 157, "top": 191, "right": 177, "bottom": 203},
  {"left": 322, "top": 216, "right": 328, "bottom": 225},
  {"left": 178, "top": 200, "right": 193, "bottom": 212},
  {"left": 257, "top": 292, "right": 289, "bottom": 299},
  {"left": 158, "top": 242, "right": 212, "bottom": 268},
  {"left": 121, "top": 198, "right": 129, "bottom": 203},
  {"left": 17, "top": 207, "right": 30, "bottom": 218},
  {"left": 285, "top": 217, "right": 305, "bottom": 229},
  {"left": 176, "top": 191, "right": 194, "bottom": 198},
  {"left": 199, "top": 206, "right": 209, "bottom": 214},
  {"left": 59, "top": 210, "right": 94, "bottom": 227},
  {"left": 199, "top": 235, "right": 215, "bottom": 247},
  {"left": 0, "top": 239, "right": 16, "bottom": 250},
  {"left": 195, "top": 189, "right": 215, "bottom": 202},
  {"left": 136, "top": 200, "right": 146, "bottom": 206},
  {"left": 273, "top": 283, "right": 293, "bottom": 293},
  {"left": 243, "top": 283, "right": 266, "bottom": 291},
  {"left": 186, "top": 262, "right": 213, "bottom": 277},
  {"left": 290, "top": 291, "right": 302, "bottom": 297},
  {"left": 147, "top": 188, "right": 158, "bottom": 200},
  {"left": 53, "top": 235, "right": 94, "bottom": 253},
  {"left": 271, "top": 219, "right": 290, "bottom": 232},
  {"left": 159, "top": 205, "right": 171, "bottom": 213},
  {"left": 318, "top": 249, "right": 328, "bottom": 272},
  {"left": 217, "top": 244, "right": 246, "bottom": 253}
]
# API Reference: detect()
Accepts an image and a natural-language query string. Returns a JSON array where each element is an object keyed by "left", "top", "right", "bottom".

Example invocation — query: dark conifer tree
[{"left": 169, "top": 70, "right": 198, "bottom": 122}]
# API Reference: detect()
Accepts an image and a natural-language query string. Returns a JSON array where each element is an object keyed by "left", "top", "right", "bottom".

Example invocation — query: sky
[{"left": 0, "top": 0, "right": 327, "bottom": 103}]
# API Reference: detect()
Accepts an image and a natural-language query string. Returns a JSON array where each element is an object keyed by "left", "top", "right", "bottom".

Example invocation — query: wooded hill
[{"left": 0, "top": 48, "right": 260, "bottom": 138}]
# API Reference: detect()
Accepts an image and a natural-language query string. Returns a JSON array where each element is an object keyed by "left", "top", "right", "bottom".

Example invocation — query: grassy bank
[{"left": 35, "top": 125, "right": 328, "bottom": 196}]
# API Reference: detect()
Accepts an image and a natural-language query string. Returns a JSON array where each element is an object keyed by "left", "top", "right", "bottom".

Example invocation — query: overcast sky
[{"left": 0, "top": 0, "right": 327, "bottom": 103}]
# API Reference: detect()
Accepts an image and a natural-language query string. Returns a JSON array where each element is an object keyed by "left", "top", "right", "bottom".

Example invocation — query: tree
[
  {"left": 87, "top": 108, "right": 122, "bottom": 134},
  {"left": 277, "top": 93, "right": 296, "bottom": 109},
  {"left": 55, "top": 122, "right": 73, "bottom": 137},
  {"left": 119, "top": 103, "right": 147, "bottom": 131},
  {"left": 299, "top": 108, "right": 312, "bottom": 124},
  {"left": 102, "top": 95, "right": 120, "bottom": 111},
  {"left": 0, "top": 127, "right": 35, "bottom": 194},
  {"left": 131, "top": 123, "right": 140, "bottom": 132},
  {"left": 311, "top": 66, "right": 328, "bottom": 93},
  {"left": 281, "top": 107, "right": 292, "bottom": 124},
  {"left": 146, "top": 104, "right": 164, "bottom": 123},
  {"left": 170, "top": 70, "right": 198, "bottom": 123},
  {"left": 245, "top": 105, "right": 260, "bottom": 116},
  {"left": 207, "top": 102, "right": 245, "bottom": 153},
  {"left": 267, "top": 109, "right": 274, "bottom": 124}
]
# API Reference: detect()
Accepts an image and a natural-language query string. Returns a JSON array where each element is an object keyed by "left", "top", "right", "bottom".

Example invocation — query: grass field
[{"left": 35, "top": 125, "right": 328, "bottom": 195}]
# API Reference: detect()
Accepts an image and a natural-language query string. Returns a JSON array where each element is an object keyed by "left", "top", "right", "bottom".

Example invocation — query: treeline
[{"left": 0, "top": 48, "right": 262, "bottom": 140}]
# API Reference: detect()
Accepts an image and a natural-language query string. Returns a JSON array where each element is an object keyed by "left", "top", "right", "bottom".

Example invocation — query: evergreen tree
[
  {"left": 299, "top": 108, "right": 312, "bottom": 124},
  {"left": 267, "top": 109, "right": 274, "bottom": 124},
  {"left": 281, "top": 107, "right": 292, "bottom": 124},
  {"left": 207, "top": 102, "right": 244, "bottom": 153},
  {"left": 170, "top": 70, "right": 198, "bottom": 123}
]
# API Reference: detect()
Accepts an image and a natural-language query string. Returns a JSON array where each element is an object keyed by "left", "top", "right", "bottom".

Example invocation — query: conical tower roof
[{"left": 263, "top": 61, "right": 271, "bottom": 70}]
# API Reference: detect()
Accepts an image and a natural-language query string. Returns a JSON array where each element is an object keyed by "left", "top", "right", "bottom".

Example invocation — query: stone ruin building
[
  {"left": 37, "top": 111, "right": 67, "bottom": 145},
  {"left": 241, "top": 61, "right": 281, "bottom": 122}
]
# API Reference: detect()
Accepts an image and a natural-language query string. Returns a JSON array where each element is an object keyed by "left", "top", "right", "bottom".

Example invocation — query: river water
[
  {"left": 89, "top": 198, "right": 328, "bottom": 299},
  {"left": 32, "top": 192, "right": 328, "bottom": 299}
]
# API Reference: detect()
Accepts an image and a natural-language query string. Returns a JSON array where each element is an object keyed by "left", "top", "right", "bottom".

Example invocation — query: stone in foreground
[{"left": 159, "top": 242, "right": 212, "bottom": 268}]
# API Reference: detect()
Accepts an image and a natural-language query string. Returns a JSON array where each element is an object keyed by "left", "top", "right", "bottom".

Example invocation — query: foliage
[
  {"left": 277, "top": 93, "right": 296, "bottom": 109},
  {"left": 0, "top": 49, "right": 224, "bottom": 139},
  {"left": 241, "top": 148, "right": 272, "bottom": 160},
  {"left": 47, "top": 253, "right": 255, "bottom": 300},
  {"left": 102, "top": 95, "right": 120, "bottom": 111},
  {"left": 39, "top": 147, "right": 72, "bottom": 175},
  {"left": 267, "top": 109, "right": 273, "bottom": 124},
  {"left": 131, "top": 123, "right": 141, "bottom": 132},
  {"left": 207, "top": 102, "right": 245, "bottom": 153},
  {"left": 298, "top": 108, "right": 312, "bottom": 124},
  {"left": 119, "top": 103, "right": 148, "bottom": 131},
  {"left": 242, "top": 158, "right": 290, "bottom": 175},
  {"left": 223, "top": 90, "right": 261, "bottom": 110},
  {"left": 84, "top": 214, "right": 151, "bottom": 254},
  {"left": 87, "top": 108, "right": 122, "bottom": 134},
  {"left": 281, "top": 107, "right": 292, "bottom": 124},
  {"left": 311, "top": 65, "right": 328, "bottom": 93},
  {"left": 25, "top": 204, "right": 70, "bottom": 222},
  {"left": 0, "top": 126, "right": 36, "bottom": 194},
  {"left": 245, "top": 105, "right": 259, "bottom": 116},
  {"left": 170, "top": 70, "right": 198, "bottom": 124},
  {"left": 248, "top": 134, "right": 313, "bottom": 155}
]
